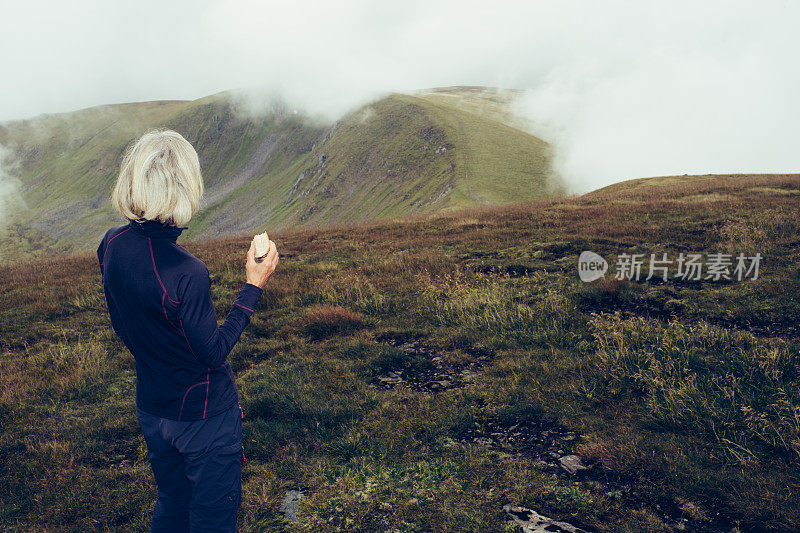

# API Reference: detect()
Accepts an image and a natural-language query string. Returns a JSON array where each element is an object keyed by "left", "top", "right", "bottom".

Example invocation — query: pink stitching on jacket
[
  {"left": 149, "top": 237, "right": 181, "bottom": 304},
  {"left": 161, "top": 292, "right": 181, "bottom": 332},
  {"left": 178, "top": 319, "right": 201, "bottom": 362},
  {"left": 203, "top": 369, "right": 210, "bottom": 418},
  {"left": 233, "top": 302, "right": 254, "bottom": 313},
  {"left": 221, "top": 362, "right": 236, "bottom": 384},
  {"left": 161, "top": 291, "right": 169, "bottom": 322},
  {"left": 178, "top": 379, "right": 209, "bottom": 421},
  {"left": 100, "top": 227, "right": 131, "bottom": 266}
]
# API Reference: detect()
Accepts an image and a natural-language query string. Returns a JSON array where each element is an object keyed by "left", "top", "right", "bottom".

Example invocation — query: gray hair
[{"left": 112, "top": 129, "right": 203, "bottom": 226}]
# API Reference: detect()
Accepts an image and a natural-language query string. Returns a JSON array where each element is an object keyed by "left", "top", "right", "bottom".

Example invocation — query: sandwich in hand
[{"left": 252, "top": 231, "right": 271, "bottom": 259}]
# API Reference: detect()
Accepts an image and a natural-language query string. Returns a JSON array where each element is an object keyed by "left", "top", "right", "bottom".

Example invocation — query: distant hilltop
[{"left": 0, "top": 86, "right": 562, "bottom": 262}]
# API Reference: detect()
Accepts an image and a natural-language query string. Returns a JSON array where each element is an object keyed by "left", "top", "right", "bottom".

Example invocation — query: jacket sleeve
[
  {"left": 177, "top": 266, "right": 263, "bottom": 368},
  {"left": 97, "top": 237, "right": 132, "bottom": 348}
]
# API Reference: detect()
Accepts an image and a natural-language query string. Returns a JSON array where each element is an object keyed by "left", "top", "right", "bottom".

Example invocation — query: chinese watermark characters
[{"left": 578, "top": 251, "right": 761, "bottom": 282}]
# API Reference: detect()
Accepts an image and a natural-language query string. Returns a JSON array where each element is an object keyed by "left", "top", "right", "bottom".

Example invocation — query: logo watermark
[
  {"left": 578, "top": 251, "right": 762, "bottom": 282},
  {"left": 578, "top": 251, "right": 608, "bottom": 282}
]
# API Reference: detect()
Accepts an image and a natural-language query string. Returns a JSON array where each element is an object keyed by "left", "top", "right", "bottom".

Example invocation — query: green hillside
[{"left": 0, "top": 87, "right": 562, "bottom": 264}]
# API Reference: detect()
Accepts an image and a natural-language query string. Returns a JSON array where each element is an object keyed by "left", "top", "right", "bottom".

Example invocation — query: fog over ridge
[{"left": 0, "top": 0, "right": 797, "bottom": 200}]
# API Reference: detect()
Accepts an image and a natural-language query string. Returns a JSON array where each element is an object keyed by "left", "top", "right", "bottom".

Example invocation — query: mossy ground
[{"left": 1, "top": 173, "right": 799, "bottom": 531}]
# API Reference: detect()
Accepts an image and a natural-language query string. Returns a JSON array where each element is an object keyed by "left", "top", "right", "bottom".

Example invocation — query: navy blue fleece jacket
[{"left": 97, "top": 219, "right": 263, "bottom": 421}]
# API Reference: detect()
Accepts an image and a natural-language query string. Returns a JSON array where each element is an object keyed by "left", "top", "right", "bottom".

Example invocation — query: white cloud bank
[{"left": 0, "top": 0, "right": 797, "bottom": 192}]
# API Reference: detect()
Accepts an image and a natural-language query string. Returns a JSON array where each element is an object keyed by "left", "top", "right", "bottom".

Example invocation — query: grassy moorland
[{"left": 1, "top": 173, "right": 799, "bottom": 531}]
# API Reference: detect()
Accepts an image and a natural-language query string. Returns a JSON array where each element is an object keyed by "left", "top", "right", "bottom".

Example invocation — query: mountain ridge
[{"left": 0, "top": 86, "right": 562, "bottom": 263}]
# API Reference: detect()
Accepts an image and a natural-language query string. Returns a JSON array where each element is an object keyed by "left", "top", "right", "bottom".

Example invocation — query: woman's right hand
[{"left": 246, "top": 239, "right": 279, "bottom": 289}]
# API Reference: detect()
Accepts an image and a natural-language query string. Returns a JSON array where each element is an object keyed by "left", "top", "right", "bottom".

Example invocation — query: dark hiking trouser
[{"left": 136, "top": 402, "right": 245, "bottom": 532}]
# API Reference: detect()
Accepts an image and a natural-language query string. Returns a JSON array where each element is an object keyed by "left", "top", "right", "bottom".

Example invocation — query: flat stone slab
[
  {"left": 503, "top": 504, "right": 586, "bottom": 533},
  {"left": 559, "top": 454, "right": 589, "bottom": 475}
]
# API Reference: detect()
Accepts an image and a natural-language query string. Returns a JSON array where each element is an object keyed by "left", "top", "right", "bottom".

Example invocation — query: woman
[{"left": 97, "top": 128, "right": 279, "bottom": 532}]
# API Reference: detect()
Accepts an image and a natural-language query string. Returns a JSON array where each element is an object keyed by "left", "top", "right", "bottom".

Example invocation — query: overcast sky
[{"left": 1, "top": 0, "right": 798, "bottom": 192}]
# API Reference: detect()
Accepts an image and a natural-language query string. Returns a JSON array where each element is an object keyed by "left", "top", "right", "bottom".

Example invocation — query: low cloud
[
  {"left": 512, "top": 6, "right": 800, "bottom": 192},
  {"left": 1, "top": 0, "right": 798, "bottom": 192}
]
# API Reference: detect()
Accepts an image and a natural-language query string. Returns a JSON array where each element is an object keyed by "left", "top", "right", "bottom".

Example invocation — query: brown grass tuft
[{"left": 298, "top": 305, "right": 366, "bottom": 341}]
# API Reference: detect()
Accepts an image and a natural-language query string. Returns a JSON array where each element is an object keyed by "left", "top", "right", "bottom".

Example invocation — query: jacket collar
[{"left": 127, "top": 219, "right": 187, "bottom": 241}]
